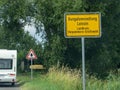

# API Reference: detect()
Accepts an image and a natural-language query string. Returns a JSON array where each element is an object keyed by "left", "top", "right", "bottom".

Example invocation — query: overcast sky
[{"left": 24, "top": 24, "right": 42, "bottom": 42}]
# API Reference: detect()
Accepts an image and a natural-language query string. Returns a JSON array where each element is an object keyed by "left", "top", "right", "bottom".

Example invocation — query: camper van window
[{"left": 0, "top": 59, "right": 12, "bottom": 69}]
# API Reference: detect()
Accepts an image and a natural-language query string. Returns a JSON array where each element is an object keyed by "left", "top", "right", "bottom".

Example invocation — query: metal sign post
[
  {"left": 82, "top": 37, "right": 85, "bottom": 90},
  {"left": 31, "top": 58, "right": 33, "bottom": 80}
]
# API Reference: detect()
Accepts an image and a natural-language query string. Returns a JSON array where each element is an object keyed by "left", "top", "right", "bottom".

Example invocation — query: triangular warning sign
[{"left": 26, "top": 49, "right": 37, "bottom": 60}]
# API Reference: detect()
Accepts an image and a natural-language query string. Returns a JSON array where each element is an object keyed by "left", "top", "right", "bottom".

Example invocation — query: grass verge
[{"left": 18, "top": 67, "right": 120, "bottom": 90}]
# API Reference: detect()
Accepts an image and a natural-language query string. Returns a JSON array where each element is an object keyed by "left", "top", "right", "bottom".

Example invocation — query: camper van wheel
[{"left": 12, "top": 82, "right": 15, "bottom": 86}]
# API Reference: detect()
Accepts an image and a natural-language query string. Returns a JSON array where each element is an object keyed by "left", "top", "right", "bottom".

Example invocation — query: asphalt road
[{"left": 0, "top": 83, "right": 20, "bottom": 90}]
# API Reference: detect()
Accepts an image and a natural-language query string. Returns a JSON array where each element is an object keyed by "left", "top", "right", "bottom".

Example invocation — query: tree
[
  {"left": 85, "top": 0, "right": 120, "bottom": 78},
  {"left": 1, "top": 0, "right": 120, "bottom": 78},
  {"left": 34, "top": 0, "right": 84, "bottom": 68},
  {"left": 0, "top": 0, "right": 43, "bottom": 72},
  {"left": 34, "top": 0, "right": 120, "bottom": 78}
]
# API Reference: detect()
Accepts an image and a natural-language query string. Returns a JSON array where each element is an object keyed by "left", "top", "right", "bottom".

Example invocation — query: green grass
[
  {"left": 18, "top": 67, "right": 120, "bottom": 90},
  {"left": 86, "top": 76, "right": 120, "bottom": 90}
]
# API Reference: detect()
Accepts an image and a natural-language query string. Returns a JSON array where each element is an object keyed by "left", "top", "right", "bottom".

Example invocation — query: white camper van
[{"left": 0, "top": 50, "right": 17, "bottom": 85}]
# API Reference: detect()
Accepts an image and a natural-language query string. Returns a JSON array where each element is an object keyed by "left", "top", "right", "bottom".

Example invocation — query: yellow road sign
[
  {"left": 64, "top": 12, "right": 101, "bottom": 38},
  {"left": 30, "top": 65, "right": 45, "bottom": 69}
]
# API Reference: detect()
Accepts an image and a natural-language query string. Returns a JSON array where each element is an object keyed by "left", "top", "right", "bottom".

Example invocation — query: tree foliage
[
  {"left": 34, "top": 0, "right": 85, "bottom": 67},
  {"left": 0, "top": 0, "right": 120, "bottom": 78},
  {"left": 33, "top": 0, "right": 120, "bottom": 78},
  {"left": 0, "top": 0, "right": 43, "bottom": 71}
]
